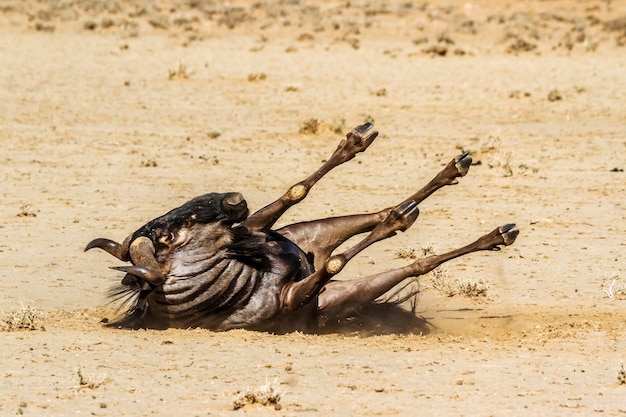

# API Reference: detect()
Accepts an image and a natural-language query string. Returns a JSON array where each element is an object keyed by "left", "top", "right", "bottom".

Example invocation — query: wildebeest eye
[{"left": 158, "top": 231, "right": 176, "bottom": 245}]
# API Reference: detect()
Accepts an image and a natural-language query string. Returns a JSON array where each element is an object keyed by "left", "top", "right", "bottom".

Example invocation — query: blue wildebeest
[{"left": 85, "top": 123, "right": 518, "bottom": 333}]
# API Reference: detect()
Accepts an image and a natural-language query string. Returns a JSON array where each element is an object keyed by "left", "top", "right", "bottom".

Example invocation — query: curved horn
[
  {"left": 124, "top": 236, "right": 165, "bottom": 285},
  {"left": 84, "top": 235, "right": 133, "bottom": 262},
  {"left": 110, "top": 265, "right": 164, "bottom": 286}
]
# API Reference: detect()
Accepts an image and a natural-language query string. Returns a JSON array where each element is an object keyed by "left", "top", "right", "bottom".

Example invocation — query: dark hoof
[
  {"left": 499, "top": 223, "right": 519, "bottom": 246},
  {"left": 352, "top": 122, "right": 374, "bottom": 135},
  {"left": 389, "top": 200, "right": 420, "bottom": 232},
  {"left": 455, "top": 151, "right": 472, "bottom": 177},
  {"left": 345, "top": 123, "right": 378, "bottom": 153}
]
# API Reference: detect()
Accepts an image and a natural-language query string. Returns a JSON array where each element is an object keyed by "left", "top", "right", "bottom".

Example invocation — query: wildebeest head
[{"left": 85, "top": 192, "right": 250, "bottom": 285}]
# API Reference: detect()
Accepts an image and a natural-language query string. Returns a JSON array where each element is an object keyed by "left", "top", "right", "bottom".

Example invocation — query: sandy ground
[{"left": 1, "top": 0, "right": 626, "bottom": 415}]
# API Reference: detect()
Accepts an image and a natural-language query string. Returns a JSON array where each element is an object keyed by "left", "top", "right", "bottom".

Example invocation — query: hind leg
[
  {"left": 278, "top": 152, "right": 473, "bottom": 270},
  {"left": 281, "top": 201, "right": 421, "bottom": 311},
  {"left": 317, "top": 224, "right": 518, "bottom": 317}
]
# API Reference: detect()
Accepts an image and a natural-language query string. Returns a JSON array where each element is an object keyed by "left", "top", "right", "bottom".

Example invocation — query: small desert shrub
[
  {"left": 457, "top": 134, "right": 538, "bottom": 177},
  {"left": 77, "top": 368, "right": 107, "bottom": 389},
  {"left": 395, "top": 246, "right": 416, "bottom": 260},
  {"left": 1, "top": 305, "right": 40, "bottom": 331},
  {"left": 17, "top": 203, "right": 37, "bottom": 217},
  {"left": 420, "top": 243, "right": 489, "bottom": 299},
  {"left": 457, "top": 279, "right": 489, "bottom": 298},
  {"left": 168, "top": 61, "right": 193, "bottom": 80},
  {"left": 140, "top": 159, "right": 157, "bottom": 167},
  {"left": 429, "top": 265, "right": 457, "bottom": 297},
  {"left": 247, "top": 72, "right": 267, "bottom": 82},
  {"left": 233, "top": 379, "right": 281, "bottom": 410},
  {"left": 602, "top": 275, "right": 626, "bottom": 300},
  {"left": 431, "top": 272, "right": 488, "bottom": 299},
  {"left": 618, "top": 364, "right": 626, "bottom": 385},
  {"left": 299, "top": 118, "right": 319, "bottom": 134}
]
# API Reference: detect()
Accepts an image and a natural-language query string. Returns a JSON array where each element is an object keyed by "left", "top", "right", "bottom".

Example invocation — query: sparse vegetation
[
  {"left": 505, "top": 37, "right": 537, "bottom": 54},
  {"left": 457, "top": 279, "right": 489, "bottom": 298},
  {"left": 299, "top": 118, "right": 319, "bottom": 135},
  {"left": 233, "top": 379, "right": 281, "bottom": 410},
  {"left": 17, "top": 203, "right": 37, "bottom": 218},
  {"left": 1, "top": 304, "right": 40, "bottom": 331},
  {"left": 430, "top": 268, "right": 489, "bottom": 299},
  {"left": 602, "top": 275, "right": 626, "bottom": 300},
  {"left": 395, "top": 246, "right": 416, "bottom": 260},
  {"left": 457, "top": 134, "right": 539, "bottom": 177},
  {"left": 547, "top": 88, "right": 563, "bottom": 102},
  {"left": 77, "top": 368, "right": 107, "bottom": 389},
  {"left": 429, "top": 265, "right": 457, "bottom": 297},
  {"left": 247, "top": 72, "right": 267, "bottom": 82},
  {"left": 373, "top": 88, "right": 387, "bottom": 97},
  {"left": 618, "top": 364, "right": 626, "bottom": 385},
  {"left": 168, "top": 61, "right": 192, "bottom": 80},
  {"left": 420, "top": 243, "right": 489, "bottom": 299},
  {"left": 140, "top": 159, "right": 158, "bottom": 167}
]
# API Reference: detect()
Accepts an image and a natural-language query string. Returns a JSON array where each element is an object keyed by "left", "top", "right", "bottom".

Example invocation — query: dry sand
[{"left": 1, "top": 1, "right": 626, "bottom": 415}]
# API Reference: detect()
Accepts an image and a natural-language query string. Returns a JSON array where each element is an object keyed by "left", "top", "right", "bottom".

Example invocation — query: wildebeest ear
[{"left": 220, "top": 192, "right": 249, "bottom": 222}]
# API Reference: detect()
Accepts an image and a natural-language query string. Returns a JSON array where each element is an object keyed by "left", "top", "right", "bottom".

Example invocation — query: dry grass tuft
[
  {"left": 601, "top": 275, "right": 626, "bottom": 300},
  {"left": 420, "top": 243, "right": 489, "bottom": 299},
  {"left": 77, "top": 368, "right": 107, "bottom": 389},
  {"left": 299, "top": 118, "right": 319, "bottom": 135},
  {"left": 17, "top": 203, "right": 37, "bottom": 217},
  {"left": 457, "top": 134, "right": 538, "bottom": 177},
  {"left": 247, "top": 72, "right": 267, "bottom": 82},
  {"left": 394, "top": 246, "right": 416, "bottom": 260},
  {"left": 429, "top": 265, "right": 457, "bottom": 297},
  {"left": 168, "top": 61, "right": 193, "bottom": 80},
  {"left": 233, "top": 379, "right": 282, "bottom": 410},
  {"left": 1, "top": 304, "right": 41, "bottom": 331},
  {"left": 457, "top": 279, "right": 489, "bottom": 298},
  {"left": 431, "top": 270, "right": 489, "bottom": 299}
]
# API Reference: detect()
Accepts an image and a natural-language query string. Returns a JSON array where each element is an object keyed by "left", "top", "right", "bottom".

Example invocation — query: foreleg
[
  {"left": 281, "top": 201, "right": 420, "bottom": 311},
  {"left": 277, "top": 152, "right": 473, "bottom": 270},
  {"left": 241, "top": 123, "right": 378, "bottom": 232}
]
